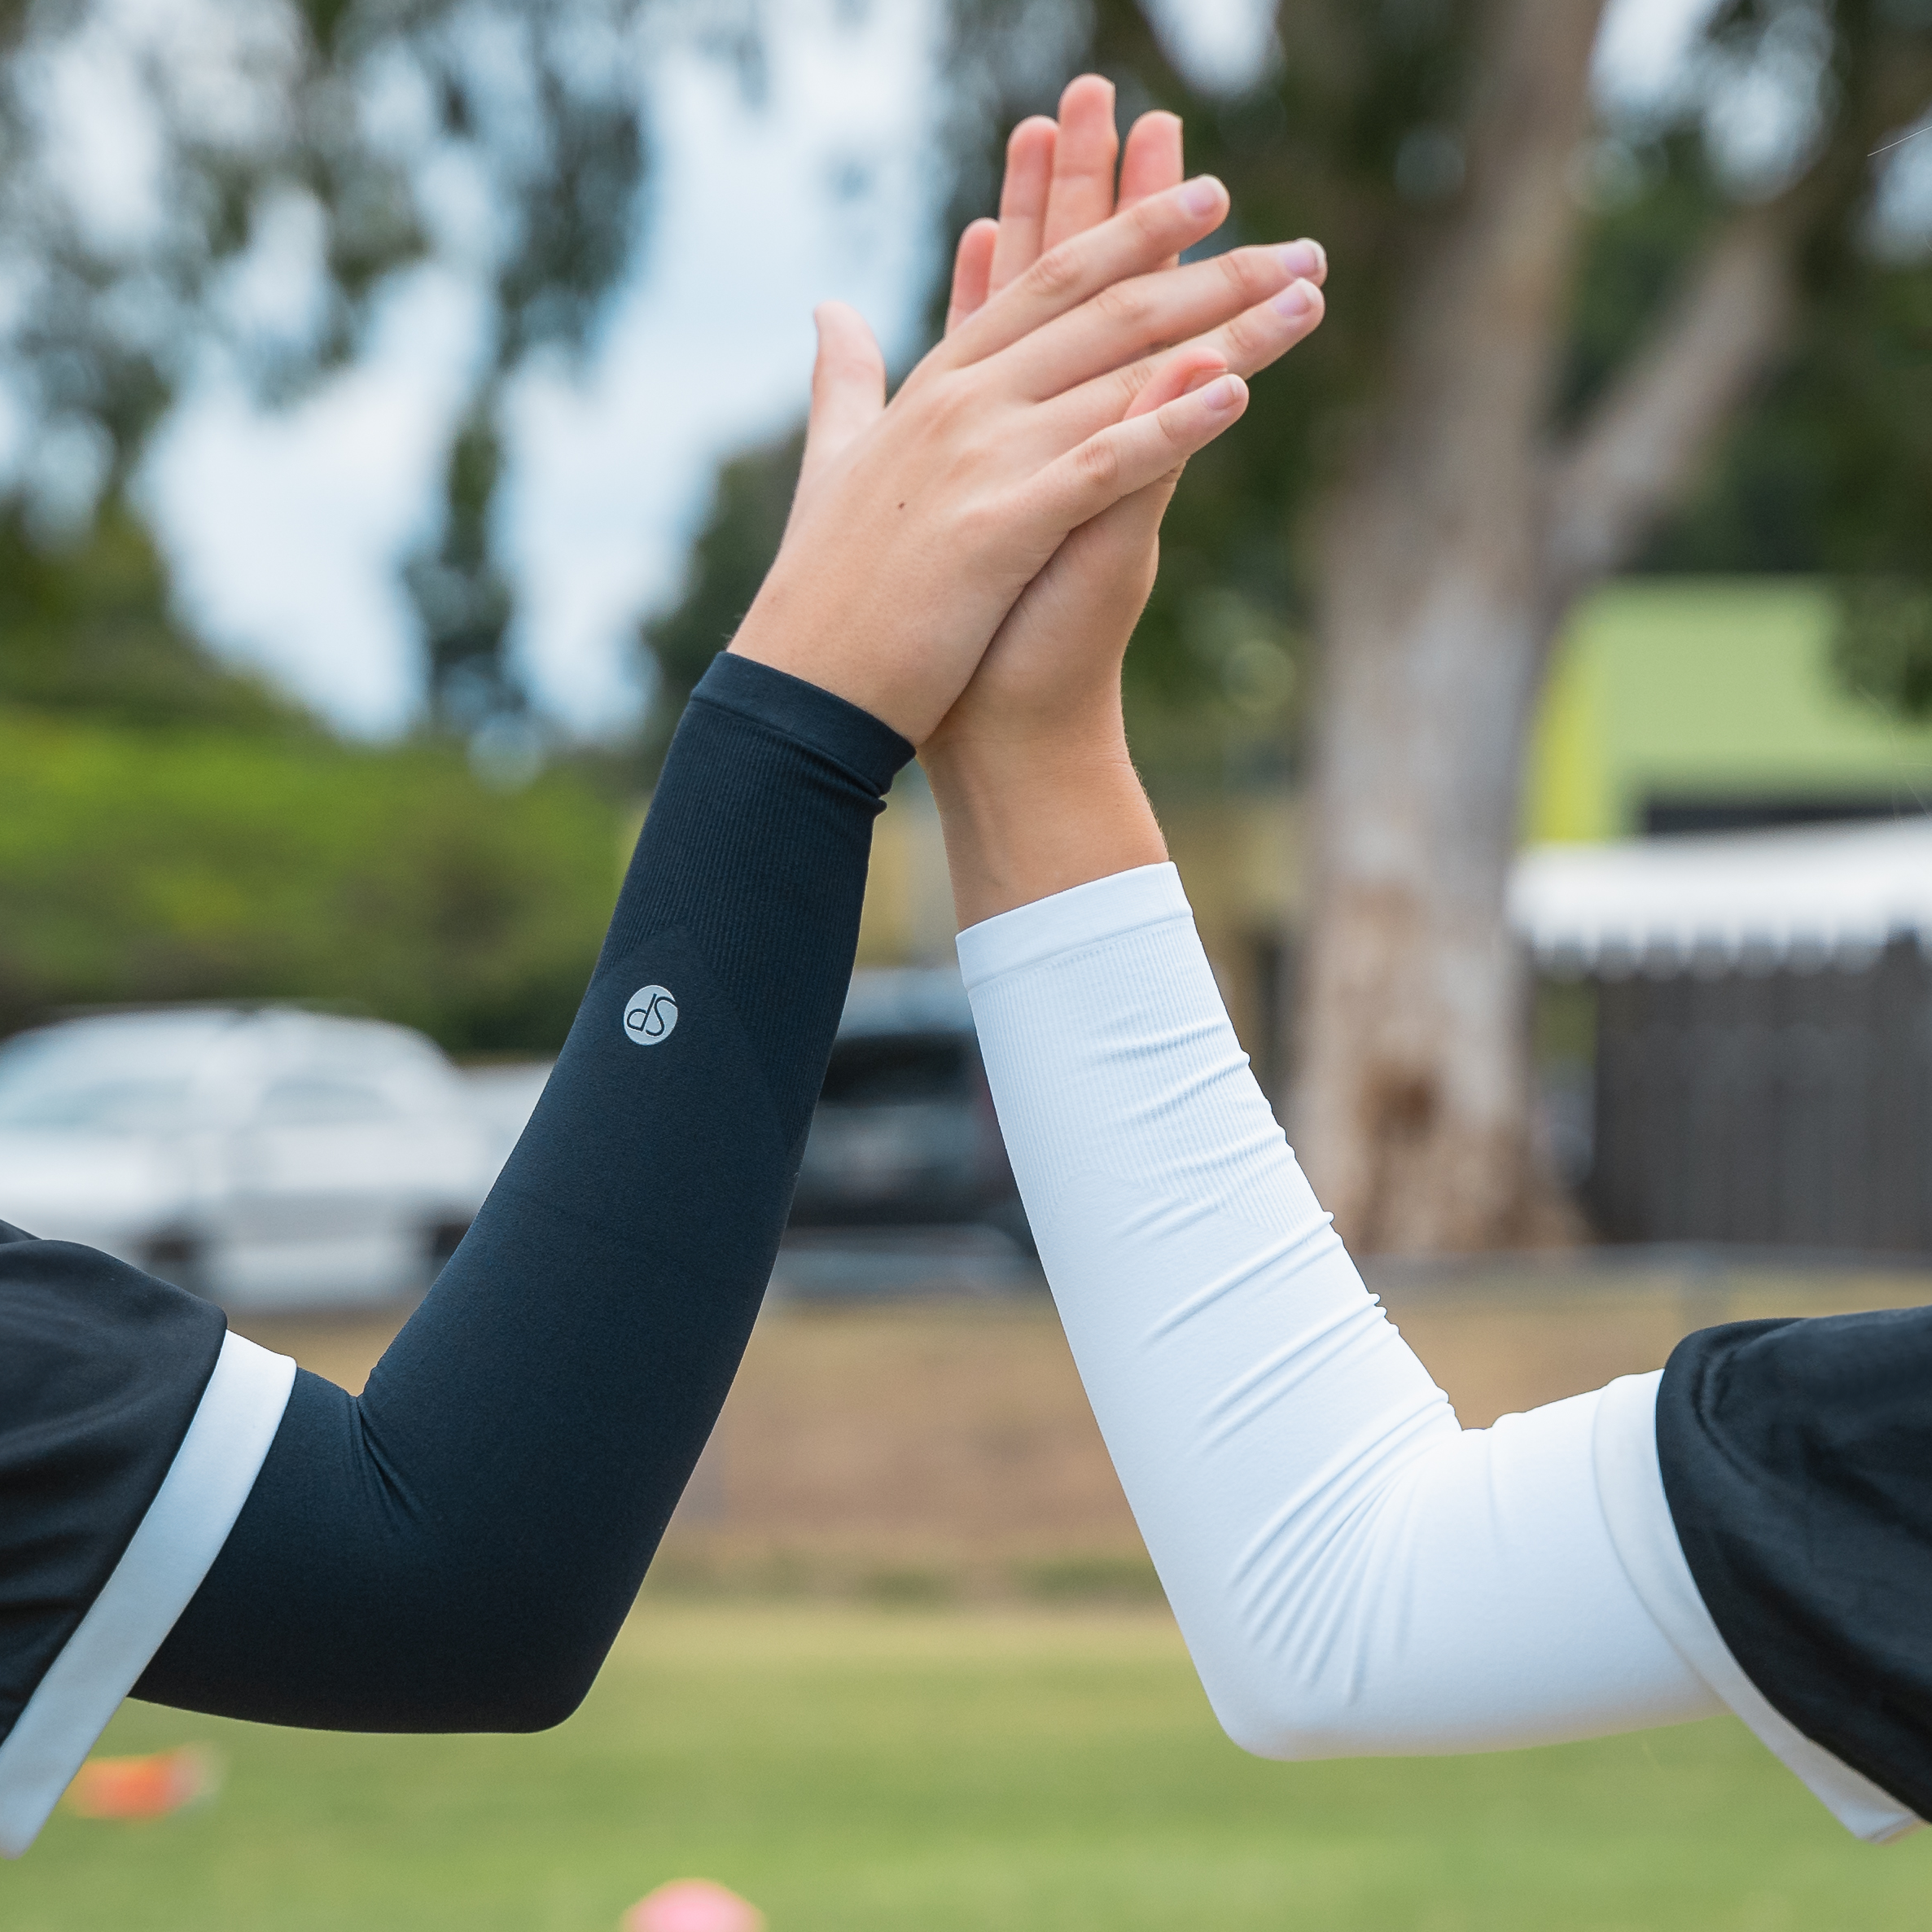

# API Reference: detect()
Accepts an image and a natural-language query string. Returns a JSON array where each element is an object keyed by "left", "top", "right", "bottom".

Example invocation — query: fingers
[
  {"left": 1123, "top": 342, "right": 1229, "bottom": 421},
  {"left": 1038, "top": 74, "right": 1120, "bottom": 254},
  {"left": 1159, "top": 258, "right": 1325, "bottom": 384},
  {"left": 795, "top": 301, "right": 885, "bottom": 500},
  {"left": 1030, "top": 266, "right": 1319, "bottom": 457},
  {"left": 938, "top": 174, "right": 1231, "bottom": 372},
  {"left": 986, "top": 116, "right": 1057, "bottom": 299},
  {"left": 945, "top": 218, "right": 999, "bottom": 336},
  {"left": 1116, "top": 110, "right": 1184, "bottom": 271},
  {"left": 1003, "top": 238, "right": 1316, "bottom": 403},
  {"left": 1032, "top": 374, "right": 1248, "bottom": 532}
]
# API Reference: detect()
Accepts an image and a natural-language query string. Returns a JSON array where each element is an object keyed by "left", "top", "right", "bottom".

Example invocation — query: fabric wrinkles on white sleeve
[
  {"left": 958, "top": 864, "right": 1900, "bottom": 1837},
  {"left": 956, "top": 862, "right": 1189, "bottom": 991},
  {"left": 0, "top": 1330, "right": 296, "bottom": 1858},
  {"left": 965, "top": 870, "right": 1716, "bottom": 1760}
]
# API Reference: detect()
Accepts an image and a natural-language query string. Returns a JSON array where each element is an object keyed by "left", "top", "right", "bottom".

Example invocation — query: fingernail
[
  {"left": 1278, "top": 239, "right": 1324, "bottom": 282},
  {"left": 1182, "top": 175, "right": 1224, "bottom": 217},
  {"left": 1273, "top": 278, "right": 1316, "bottom": 318},
  {"left": 1203, "top": 374, "right": 1245, "bottom": 413}
]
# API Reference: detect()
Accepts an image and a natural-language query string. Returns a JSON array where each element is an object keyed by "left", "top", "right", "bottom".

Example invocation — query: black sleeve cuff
[{"left": 688, "top": 653, "right": 914, "bottom": 801}]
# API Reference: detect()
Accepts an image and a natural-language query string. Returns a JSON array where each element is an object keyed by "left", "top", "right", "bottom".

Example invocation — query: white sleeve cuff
[
  {"left": 0, "top": 1330, "right": 296, "bottom": 1858},
  {"left": 956, "top": 862, "right": 1190, "bottom": 989}
]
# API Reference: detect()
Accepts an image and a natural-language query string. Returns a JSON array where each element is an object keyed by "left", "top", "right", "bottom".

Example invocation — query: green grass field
[{"left": 8, "top": 1602, "right": 1930, "bottom": 1932}]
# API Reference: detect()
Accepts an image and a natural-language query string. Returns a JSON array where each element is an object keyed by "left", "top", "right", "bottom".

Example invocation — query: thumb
[{"left": 797, "top": 301, "right": 885, "bottom": 495}]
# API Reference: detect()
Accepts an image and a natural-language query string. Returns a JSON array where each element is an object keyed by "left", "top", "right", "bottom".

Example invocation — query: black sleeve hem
[{"left": 687, "top": 652, "right": 913, "bottom": 801}]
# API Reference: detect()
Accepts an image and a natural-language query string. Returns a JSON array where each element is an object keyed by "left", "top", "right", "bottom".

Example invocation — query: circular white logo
[{"left": 623, "top": 984, "right": 679, "bottom": 1046}]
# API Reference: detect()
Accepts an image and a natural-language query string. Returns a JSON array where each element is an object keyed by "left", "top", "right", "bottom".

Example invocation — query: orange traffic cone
[
  {"left": 622, "top": 1877, "right": 766, "bottom": 1932},
  {"left": 64, "top": 1745, "right": 221, "bottom": 1821}
]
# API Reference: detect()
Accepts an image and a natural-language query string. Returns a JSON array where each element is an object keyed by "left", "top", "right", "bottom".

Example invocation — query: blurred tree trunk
[{"left": 1290, "top": 0, "right": 1811, "bottom": 1250}]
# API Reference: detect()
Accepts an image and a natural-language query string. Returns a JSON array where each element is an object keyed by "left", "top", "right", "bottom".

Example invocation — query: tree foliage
[
  {"left": 0, "top": 492, "right": 619, "bottom": 1051},
  {"left": 643, "top": 1, "right": 1932, "bottom": 766},
  {"left": 0, "top": 0, "right": 718, "bottom": 718},
  {"left": 0, "top": 502, "right": 318, "bottom": 732},
  {"left": 0, "top": 706, "right": 619, "bottom": 1050},
  {"left": 637, "top": 425, "right": 804, "bottom": 773}
]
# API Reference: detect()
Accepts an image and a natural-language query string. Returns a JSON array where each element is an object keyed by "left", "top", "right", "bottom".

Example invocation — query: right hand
[
  {"left": 927, "top": 80, "right": 1324, "bottom": 773},
  {"left": 728, "top": 143, "right": 1318, "bottom": 747},
  {"left": 914, "top": 80, "right": 1326, "bottom": 927}
]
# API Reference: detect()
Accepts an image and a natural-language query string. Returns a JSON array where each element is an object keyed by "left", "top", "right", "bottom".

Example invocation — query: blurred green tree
[
  {"left": 0, "top": 0, "right": 737, "bottom": 726},
  {"left": 0, "top": 502, "right": 314, "bottom": 732},
  {"left": 639, "top": 427, "right": 804, "bottom": 773},
  {"left": 0, "top": 704, "right": 617, "bottom": 1052},
  {"left": 0, "top": 504, "right": 616, "bottom": 1050}
]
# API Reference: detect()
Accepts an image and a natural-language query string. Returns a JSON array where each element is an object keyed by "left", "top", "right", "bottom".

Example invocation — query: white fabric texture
[
  {"left": 0, "top": 1330, "right": 296, "bottom": 1858},
  {"left": 958, "top": 861, "right": 1909, "bottom": 1839}
]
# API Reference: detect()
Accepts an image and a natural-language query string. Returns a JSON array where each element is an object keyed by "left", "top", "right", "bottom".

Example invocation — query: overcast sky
[{"left": 99, "top": 0, "right": 1834, "bottom": 738}]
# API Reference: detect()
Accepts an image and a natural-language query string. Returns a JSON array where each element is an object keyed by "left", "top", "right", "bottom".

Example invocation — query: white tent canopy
[{"left": 1509, "top": 817, "right": 1932, "bottom": 972}]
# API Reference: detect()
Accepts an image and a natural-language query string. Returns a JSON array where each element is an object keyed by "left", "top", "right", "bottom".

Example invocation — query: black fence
[{"left": 1588, "top": 935, "right": 1932, "bottom": 1252}]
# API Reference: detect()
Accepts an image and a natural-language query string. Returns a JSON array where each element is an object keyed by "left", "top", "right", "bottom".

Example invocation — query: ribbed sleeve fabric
[
  {"left": 957, "top": 862, "right": 1916, "bottom": 1840},
  {"left": 134, "top": 653, "right": 911, "bottom": 1734}
]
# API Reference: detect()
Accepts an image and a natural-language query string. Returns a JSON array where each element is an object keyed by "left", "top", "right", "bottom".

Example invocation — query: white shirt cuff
[
  {"left": 1592, "top": 1369, "right": 1920, "bottom": 1844},
  {"left": 0, "top": 1330, "right": 296, "bottom": 1857}
]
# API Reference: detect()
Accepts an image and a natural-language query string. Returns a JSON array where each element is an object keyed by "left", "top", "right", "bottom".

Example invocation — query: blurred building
[
  {"left": 1525, "top": 580, "right": 1932, "bottom": 843},
  {"left": 852, "top": 580, "right": 1932, "bottom": 1256},
  {"left": 1522, "top": 580, "right": 1932, "bottom": 1254}
]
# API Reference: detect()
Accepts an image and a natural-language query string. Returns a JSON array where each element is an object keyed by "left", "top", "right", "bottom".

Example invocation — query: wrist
[
  {"left": 923, "top": 729, "right": 1168, "bottom": 930},
  {"left": 729, "top": 573, "right": 925, "bottom": 747}
]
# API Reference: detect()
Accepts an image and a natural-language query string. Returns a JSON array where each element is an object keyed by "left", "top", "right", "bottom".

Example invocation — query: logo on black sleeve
[{"left": 623, "top": 985, "right": 679, "bottom": 1046}]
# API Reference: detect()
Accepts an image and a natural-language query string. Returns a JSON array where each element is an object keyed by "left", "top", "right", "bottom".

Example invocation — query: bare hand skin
[
  {"left": 924, "top": 77, "right": 1329, "bottom": 928},
  {"left": 730, "top": 107, "right": 1324, "bottom": 749}
]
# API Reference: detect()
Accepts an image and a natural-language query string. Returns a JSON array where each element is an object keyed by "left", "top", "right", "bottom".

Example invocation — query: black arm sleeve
[
  {"left": 1658, "top": 1305, "right": 1932, "bottom": 1820},
  {"left": 135, "top": 653, "right": 911, "bottom": 1732}
]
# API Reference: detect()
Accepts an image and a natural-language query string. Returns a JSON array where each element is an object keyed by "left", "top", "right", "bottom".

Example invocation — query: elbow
[
  {"left": 445, "top": 1652, "right": 598, "bottom": 1734},
  {"left": 413, "top": 1587, "right": 612, "bottom": 1733},
  {"left": 1195, "top": 1646, "right": 1378, "bottom": 1763},
  {"left": 493, "top": 1674, "right": 595, "bottom": 1735},
  {"left": 461, "top": 1626, "right": 605, "bottom": 1733},
  {"left": 1206, "top": 1678, "right": 1324, "bottom": 1763}
]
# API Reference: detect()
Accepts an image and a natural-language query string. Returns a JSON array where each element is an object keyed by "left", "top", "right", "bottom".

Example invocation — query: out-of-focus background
[{"left": 5, "top": 0, "right": 1932, "bottom": 1925}]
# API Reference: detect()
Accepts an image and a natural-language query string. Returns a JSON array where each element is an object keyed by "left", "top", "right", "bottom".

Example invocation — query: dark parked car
[{"left": 789, "top": 968, "right": 1032, "bottom": 1251}]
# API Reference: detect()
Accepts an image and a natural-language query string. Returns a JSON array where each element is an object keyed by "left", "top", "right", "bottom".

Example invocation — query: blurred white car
[{"left": 0, "top": 1006, "right": 499, "bottom": 1311}]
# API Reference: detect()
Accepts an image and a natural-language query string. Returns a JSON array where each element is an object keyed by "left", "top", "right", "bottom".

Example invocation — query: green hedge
[{"left": 0, "top": 708, "right": 623, "bottom": 1054}]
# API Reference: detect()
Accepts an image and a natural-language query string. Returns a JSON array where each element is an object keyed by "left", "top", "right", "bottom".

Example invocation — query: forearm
[{"left": 137, "top": 655, "right": 910, "bottom": 1732}]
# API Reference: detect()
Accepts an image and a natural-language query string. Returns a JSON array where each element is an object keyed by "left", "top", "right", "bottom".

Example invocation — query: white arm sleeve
[{"left": 959, "top": 863, "right": 1914, "bottom": 1841}]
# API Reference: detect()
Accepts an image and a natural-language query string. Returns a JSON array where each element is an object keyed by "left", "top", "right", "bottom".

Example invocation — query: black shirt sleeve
[
  {"left": 1657, "top": 1305, "right": 1932, "bottom": 1820},
  {"left": 134, "top": 653, "right": 913, "bottom": 1732},
  {"left": 0, "top": 1221, "right": 225, "bottom": 1746}
]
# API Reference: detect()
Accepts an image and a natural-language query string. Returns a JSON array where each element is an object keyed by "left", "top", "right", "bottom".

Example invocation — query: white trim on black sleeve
[
  {"left": 0, "top": 1330, "right": 296, "bottom": 1858},
  {"left": 1592, "top": 1369, "right": 1920, "bottom": 1844}
]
